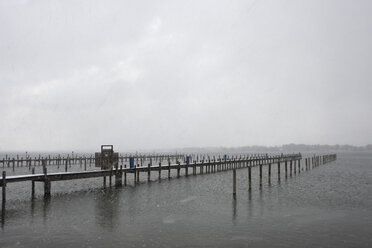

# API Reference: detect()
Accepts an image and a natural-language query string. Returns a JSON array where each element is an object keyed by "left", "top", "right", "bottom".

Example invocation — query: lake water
[{"left": 0, "top": 152, "right": 371, "bottom": 247}]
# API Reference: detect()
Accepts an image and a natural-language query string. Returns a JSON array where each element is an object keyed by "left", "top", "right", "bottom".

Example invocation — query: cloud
[{"left": 1, "top": 0, "right": 372, "bottom": 151}]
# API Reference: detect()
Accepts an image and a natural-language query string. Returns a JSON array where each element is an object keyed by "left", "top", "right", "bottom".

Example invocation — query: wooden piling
[
  {"left": 147, "top": 164, "right": 151, "bottom": 182},
  {"left": 277, "top": 162, "right": 280, "bottom": 181},
  {"left": 259, "top": 164, "right": 262, "bottom": 188},
  {"left": 31, "top": 168, "right": 35, "bottom": 197},
  {"left": 43, "top": 167, "right": 51, "bottom": 197},
  {"left": 109, "top": 170, "right": 112, "bottom": 186},
  {"left": 285, "top": 161, "right": 288, "bottom": 178},
  {"left": 2, "top": 171, "right": 6, "bottom": 204},
  {"left": 136, "top": 168, "right": 140, "bottom": 183},
  {"left": 168, "top": 161, "right": 171, "bottom": 179},
  {"left": 115, "top": 166, "right": 122, "bottom": 186},
  {"left": 248, "top": 166, "right": 251, "bottom": 191},
  {"left": 233, "top": 169, "right": 236, "bottom": 199},
  {"left": 268, "top": 163, "right": 271, "bottom": 184},
  {"left": 158, "top": 162, "right": 161, "bottom": 181}
]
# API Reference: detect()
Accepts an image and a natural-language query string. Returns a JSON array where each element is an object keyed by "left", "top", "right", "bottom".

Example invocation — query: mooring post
[
  {"left": 248, "top": 165, "right": 251, "bottom": 191},
  {"left": 259, "top": 164, "right": 262, "bottom": 188},
  {"left": 294, "top": 160, "right": 297, "bottom": 175},
  {"left": 115, "top": 166, "right": 123, "bottom": 187},
  {"left": 65, "top": 159, "right": 68, "bottom": 172},
  {"left": 123, "top": 164, "right": 127, "bottom": 186},
  {"left": 109, "top": 169, "right": 112, "bottom": 186},
  {"left": 147, "top": 163, "right": 151, "bottom": 182},
  {"left": 177, "top": 162, "right": 180, "bottom": 178},
  {"left": 158, "top": 162, "right": 161, "bottom": 181},
  {"left": 136, "top": 166, "right": 140, "bottom": 183},
  {"left": 268, "top": 163, "right": 271, "bottom": 184},
  {"left": 103, "top": 176, "right": 107, "bottom": 188},
  {"left": 43, "top": 167, "right": 51, "bottom": 198},
  {"left": 84, "top": 159, "right": 87, "bottom": 171},
  {"left": 168, "top": 160, "right": 171, "bottom": 179},
  {"left": 290, "top": 160, "right": 292, "bottom": 177},
  {"left": 285, "top": 161, "right": 288, "bottom": 178},
  {"left": 298, "top": 159, "right": 301, "bottom": 173},
  {"left": 2, "top": 171, "right": 6, "bottom": 205},
  {"left": 31, "top": 168, "right": 35, "bottom": 197},
  {"left": 233, "top": 169, "right": 236, "bottom": 199},
  {"left": 277, "top": 162, "right": 280, "bottom": 181}
]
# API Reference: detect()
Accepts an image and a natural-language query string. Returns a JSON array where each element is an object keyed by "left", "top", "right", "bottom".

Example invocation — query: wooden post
[
  {"left": 65, "top": 159, "right": 68, "bottom": 172},
  {"left": 136, "top": 166, "right": 140, "bottom": 183},
  {"left": 248, "top": 165, "right": 251, "bottom": 191},
  {"left": 168, "top": 160, "right": 171, "bottom": 179},
  {"left": 177, "top": 162, "right": 180, "bottom": 178},
  {"left": 233, "top": 169, "right": 236, "bottom": 199},
  {"left": 259, "top": 164, "right": 262, "bottom": 188},
  {"left": 285, "top": 161, "right": 288, "bottom": 178},
  {"left": 158, "top": 162, "right": 161, "bottom": 181},
  {"left": 123, "top": 170, "right": 126, "bottom": 186},
  {"left": 147, "top": 163, "right": 151, "bottom": 182},
  {"left": 115, "top": 166, "right": 122, "bottom": 186},
  {"left": 103, "top": 176, "right": 106, "bottom": 187},
  {"left": 31, "top": 168, "right": 35, "bottom": 197},
  {"left": 2, "top": 171, "right": 6, "bottom": 204},
  {"left": 290, "top": 161, "right": 292, "bottom": 177},
  {"left": 109, "top": 169, "right": 112, "bottom": 186},
  {"left": 43, "top": 167, "right": 51, "bottom": 197},
  {"left": 277, "top": 162, "right": 280, "bottom": 181},
  {"left": 298, "top": 160, "right": 301, "bottom": 173},
  {"left": 294, "top": 160, "right": 296, "bottom": 175},
  {"left": 268, "top": 163, "right": 271, "bottom": 184}
]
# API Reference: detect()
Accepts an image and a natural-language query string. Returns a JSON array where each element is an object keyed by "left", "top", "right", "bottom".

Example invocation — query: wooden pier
[
  {"left": 0, "top": 153, "right": 337, "bottom": 205},
  {"left": 0, "top": 153, "right": 185, "bottom": 170}
]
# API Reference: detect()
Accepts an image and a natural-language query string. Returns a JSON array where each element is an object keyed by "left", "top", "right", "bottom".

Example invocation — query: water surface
[{"left": 1, "top": 152, "right": 371, "bottom": 247}]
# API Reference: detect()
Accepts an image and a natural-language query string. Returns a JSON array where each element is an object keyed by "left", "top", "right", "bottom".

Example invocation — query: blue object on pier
[
  {"left": 224, "top": 154, "right": 227, "bottom": 161},
  {"left": 129, "top": 157, "right": 134, "bottom": 168},
  {"left": 186, "top": 156, "right": 190, "bottom": 165}
]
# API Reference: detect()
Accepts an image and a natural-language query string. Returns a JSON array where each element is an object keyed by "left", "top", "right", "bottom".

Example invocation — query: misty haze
[{"left": 0, "top": 1, "right": 371, "bottom": 247}]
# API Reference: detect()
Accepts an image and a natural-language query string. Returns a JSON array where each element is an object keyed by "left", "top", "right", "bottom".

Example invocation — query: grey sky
[{"left": 1, "top": 0, "right": 372, "bottom": 151}]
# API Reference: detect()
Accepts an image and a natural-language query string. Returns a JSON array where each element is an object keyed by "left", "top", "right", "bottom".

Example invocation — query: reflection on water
[
  {"left": 0, "top": 152, "right": 372, "bottom": 247},
  {"left": 95, "top": 188, "right": 120, "bottom": 231}
]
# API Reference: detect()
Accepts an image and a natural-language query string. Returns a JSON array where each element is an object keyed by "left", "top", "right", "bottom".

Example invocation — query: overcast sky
[{"left": 1, "top": 0, "right": 372, "bottom": 151}]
